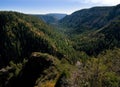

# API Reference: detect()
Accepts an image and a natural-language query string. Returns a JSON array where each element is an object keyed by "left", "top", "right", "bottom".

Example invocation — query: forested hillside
[
  {"left": 0, "top": 11, "right": 76, "bottom": 87},
  {"left": 59, "top": 4, "right": 120, "bottom": 56},
  {"left": 71, "top": 16, "right": 120, "bottom": 56},
  {"left": 60, "top": 4, "right": 120, "bottom": 33},
  {"left": 0, "top": 4, "right": 120, "bottom": 87},
  {"left": 58, "top": 4, "right": 120, "bottom": 87}
]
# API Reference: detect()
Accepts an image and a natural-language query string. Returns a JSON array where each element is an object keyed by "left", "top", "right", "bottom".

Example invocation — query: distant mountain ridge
[
  {"left": 34, "top": 13, "right": 67, "bottom": 24},
  {"left": 46, "top": 13, "right": 67, "bottom": 20},
  {"left": 60, "top": 4, "right": 120, "bottom": 33}
]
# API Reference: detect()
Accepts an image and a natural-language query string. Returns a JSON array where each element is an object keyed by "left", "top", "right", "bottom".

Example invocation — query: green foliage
[
  {"left": 70, "top": 48, "right": 120, "bottom": 87},
  {"left": 104, "top": 72, "right": 120, "bottom": 87},
  {"left": 0, "top": 59, "right": 27, "bottom": 87},
  {"left": 60, "top": 4, "right": 120, "bottom": 34},
  {"left": 55, "top": 70, "right": 71, "bottom": 87},
  {"left": 70, "top": 17, "right": 120, "bottom": 56},
  {"left": 0, "top": 11, "right": 73, "bottom": 68},
  {"left": 0, "top": 5, "right": 120, "bottom": 87}
]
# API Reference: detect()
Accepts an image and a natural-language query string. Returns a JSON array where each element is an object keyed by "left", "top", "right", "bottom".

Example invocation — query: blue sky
[{"left": 0, "top": 0, "right": 120, "bottom": 14}]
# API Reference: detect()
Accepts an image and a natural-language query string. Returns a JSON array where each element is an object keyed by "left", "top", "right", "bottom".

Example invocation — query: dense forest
[{"left": 0, "top": 4, "right": 120, "bottom": 87}]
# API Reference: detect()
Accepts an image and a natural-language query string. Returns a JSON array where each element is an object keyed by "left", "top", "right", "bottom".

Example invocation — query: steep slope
[
  {"left": 0, "top": 11, "right": 76, "bottom": 87},
  {"left": 60, "top": 4, "right": 120, "bottom": 33},
  {"left": 0, "top": 5, "right": 120, "bottom": 87},
  {"left": 72, "top": 16, "right": 120, "bottom": 55},
  {"left": 0, "top": 11, "right": 71, "bottom": 68}
]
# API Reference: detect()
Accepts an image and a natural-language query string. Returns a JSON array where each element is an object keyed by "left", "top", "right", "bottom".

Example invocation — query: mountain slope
[
  {"left": 0, "top": 4, "right": 120, "bottom": 87},
  {"left": 0, "top": 11, "right": 71, "bottom": 68},
  {"left": 0, "top": 11, "right": 77, "bottom": 87},
  {"left": 60, "top": 4, "right": 120, "bottom": 33},
  {"left": 72, "top": 16, "right": 120, "bottom": 55}
]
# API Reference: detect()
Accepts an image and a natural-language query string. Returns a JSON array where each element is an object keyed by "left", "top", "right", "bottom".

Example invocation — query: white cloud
[
  {"left": 69, "top": 0, "right": 120, "bottom": 5},
  {"left": 87, "top": 0, "right": 120, "bottom": 5}
]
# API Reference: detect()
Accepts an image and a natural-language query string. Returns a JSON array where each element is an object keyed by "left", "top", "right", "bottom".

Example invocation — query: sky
[{"left": 0, "top": 0, "right": 120, "bottom": 14}]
